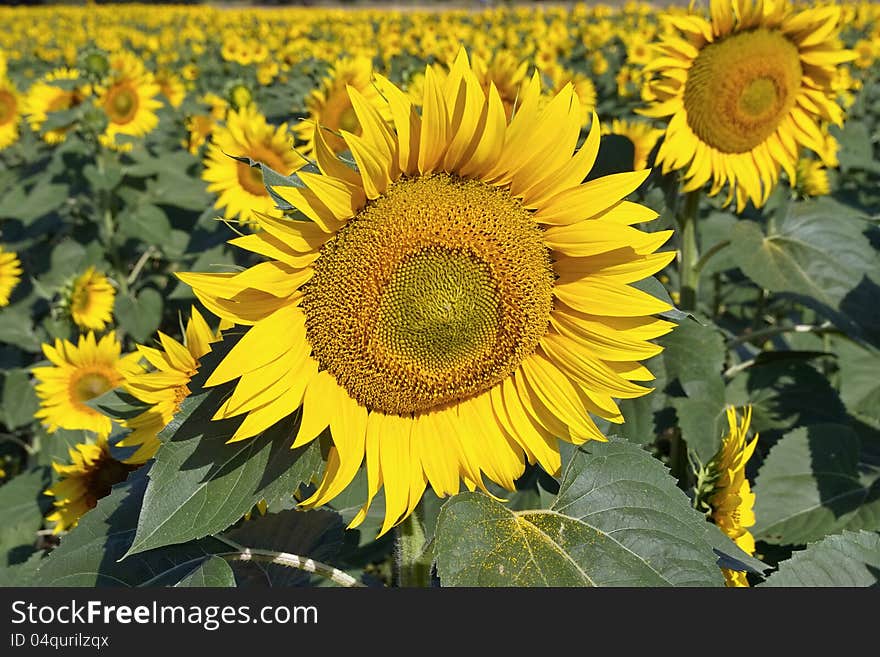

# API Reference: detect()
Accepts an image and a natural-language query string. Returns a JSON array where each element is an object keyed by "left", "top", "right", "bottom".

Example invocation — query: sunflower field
[{"left": 0, "top": 0, "right": 879, "bottom": 591}]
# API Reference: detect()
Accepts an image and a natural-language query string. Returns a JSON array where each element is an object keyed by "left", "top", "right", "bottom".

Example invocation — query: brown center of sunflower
[
  {"left": 302, "top": 174, "right": 554, "bottom": 415},
  {"left": 82, "top": 454, "right": 139, "bottom": 510},
  {"left": 104, "top": 83, "right": 139, "bottom": 125},
  {"left": 683, "top": 29, "right": 802, "bottom": 153},
  {"left": 71, "top": 370, "right": 115, "bottom": 406},
  {"left": 0, "top": 90, "right": 16, "bottom": 126}
]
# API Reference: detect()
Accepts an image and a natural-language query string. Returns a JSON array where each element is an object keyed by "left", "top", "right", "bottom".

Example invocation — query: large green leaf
[
  {"left": 435, "top": 440, "right": 732, "bottom": 587},
  {"left": 833, "top": 338, "right": 880, "bottom": 428},
  {"left": 114, "top": 287, "right": 163, "bottom": 343},
  {"left": 0, "top": 467, "right": 51, "bottom": 567},
  {"left": 759, "top": 530, "right": 880, "bottom": 587},
  {"left": 126, "top": 343, "right": 324, "bottom": 556},
  {"left": 729, "top": 199, "right": 879, "bottom": 311},
  {"left": 34, "top": 469, "right": 230, "bottom": 587},
  {"left": 753, "top": 424, "right": 880, "bottom": 545},
  {"left": 658, "top": 317, "right": 728, "bottom": 460},
  {"left": 225, "top": 509, "right": 345, "bottom": 587},
  {"left": 1, "top": 368, "right": 40, "bottom": 430}
]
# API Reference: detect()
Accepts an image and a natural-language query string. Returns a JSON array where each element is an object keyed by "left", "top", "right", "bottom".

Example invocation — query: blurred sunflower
[
  {"left": 179, "top": 49, "right": 675, "bottom": 536},
  {"left": 641, "top": 0, "right": 853, "bottom": 210},
  {"left": 693, "top": 406, "right": 759, "bottom": 587},
  {"left": 0, "top": 78, "right": 21, "bottom": 150},
  {"left": 0, "top": 246, "right": 23, "bottom": 307},
  {"left": 96, "top": 64, "right": 162, "bottom": 150},
  {"left": 603, "top": 119, "right": 664, "bottom": 170},
  {"left": 23, "top": 68, "right": 87, "bottom": 144},
  {"left": 471, "top": 50, "right": 531, "bottom": 120},
  {"left": 118, "top": 308, "right": 218, "bottom": 463},
  {"left": 33, "top": 331, "right": 142, "bottom": 440},
  {"left": 45, "top": 436, "right": 140, "bottom": 533},
  {"left": 63, "top": 266, "right": 116, "bottom": 331},
  {"left": 293, "top": 56, "right": 382, "bottom": 156},
  {"left": 203, "top": 104, "right": 302, "bottom": 225},
  {"left": 795, "top": 158, "right": 830, "bottom": 197},
  {"left": 155, "top": 69, "right": 185, "bottom": 108}
]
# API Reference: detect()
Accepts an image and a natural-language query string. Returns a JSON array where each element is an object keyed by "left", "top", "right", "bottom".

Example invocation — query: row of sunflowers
[{"left": 0, "top": 0, "right": 879, "bottom": 588}]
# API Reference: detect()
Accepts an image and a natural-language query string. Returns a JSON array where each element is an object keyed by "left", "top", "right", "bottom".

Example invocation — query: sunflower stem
[
  {"left": 677, "top": 190, "right": 701, "bottom": 312},
  {"left": 394, "top": 506, "right": 432, "bottom": 588}
]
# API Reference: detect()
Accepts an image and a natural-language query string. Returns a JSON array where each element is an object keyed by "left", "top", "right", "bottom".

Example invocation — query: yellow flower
[
  {"left": 23, "top": 68, "right": 88, "bottom": 144},
  {"left": 45, "top": 436, "right": 139, "bottom": 533},
  {"left": 33, "top": 331, "right": 142, "bottom": 440},
  {"left": 119, "top": 308, "right": 218, "bottom": 463},
  {"left": 795, "top": 158, "right": 830, "bottom": 197},
  {"left": 0, "top": 77, "right": 21, "bottom": 150},
  {"left": 641, "top": 0, "right": 854, "bottom": 211},
  {"left": 66, "top": 266, "right": 116, "bottom": 331},
  {"left": 179, "top": 49, "right": 675, "bottom": 537},
  {"left": 202, "top": 104, "right": 302, "bottom": 226},
  {"left": 294, "top": 56, "right": 383, "bottom": 156},
  {"left": 603, "top": 119, "right": 664, "bottom": 170},
  {"left": 155, "top": 69, "right": 185, "bottom": 108},
  {"left": 96, "top": 60, "right": 162, "bottom": 150},
  {"left": 697, "top": 406, "right": 759, "bottom": 587},
  {"left": 0, "top": 246, "right": 23, "bottom": 307}
]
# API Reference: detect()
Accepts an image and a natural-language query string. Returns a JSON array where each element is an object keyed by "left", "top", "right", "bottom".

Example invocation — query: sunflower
[
  {"left": 202, "top": 104, "right": 302, "bottom": 225},
  {"left": 118, "top": 308, "right": 218, "bottom": 463},
  {"left": 794, "top": 158, "right": 830, "bottom": 197},
  {"left": 64, "top": 266, "right": 116, "bottom": 331},
  {"left": 0, "top": 246, "right": 23, "bottom": 307},
  {"left": 0, "top": 77, "right": 21, "bottom": 150},
  {"left": 45, "top": 436, "right": 140, "bottom": 533},
  {"left": 155, "top": 69, "right": 186, "bottom": 108},
  {"left": 293, "top": 56, "right": 383, "bottom": 156},
  {"left": 33, "top": 331, "right": 142, "bottom": 440},
  {"left": 694, "top": 406, "right": 758, "bottom": 587},
  {"left": 640, "top": 0, "right": 854, "bottom": 211},
  {"left": 179, "top": 49, "right": 675, "bottom": 536},
  {"left": 22, "top": 68, "right": 87, "bottom": 144},
  {"left": 96, "top": 64, "right": 162, "bottom": 150},
  {"left": 603, "top": 119, "right": 665, "bottom": 170}
]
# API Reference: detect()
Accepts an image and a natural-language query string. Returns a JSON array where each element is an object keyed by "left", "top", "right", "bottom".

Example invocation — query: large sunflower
[
  {"left": 45, "top": 436, "right": 140, "bottom": 533},
  {"left": 65, "top": 266, "right": 116, "bottom": 331},
  {"left": 0, "top": 246, "right": 23, "bottom": 307},
  {"left": 640, "top": 0, "right": 853, "bottom": 210},
  {"left": 119, "top": 308, "right": 218, "bottom": 463},
  {"left": 96, "top": 64, "right": 162, "bottom": 150},
  {"left": 0, "top": 77, "right": 21, "bottom": 150},
  {"left": 203, "top": 104, "right": 302, "bottom": 226},
  {"left": 22, "top": 68, "right": 87, "bottom": 144},
  {"left": 179, "top": 50, "right": 675, "bottom": 536},
  {"left": 33, "top": 332, "right": 142, "bottom": 440},
  {"left": 293, "top": 56, "right": 384, "bottom": 156}
]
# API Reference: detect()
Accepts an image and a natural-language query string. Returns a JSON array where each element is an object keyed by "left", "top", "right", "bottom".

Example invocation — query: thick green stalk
[
  {"left": 677, "top": 190, "right": 701, "bottom": 312},
  {"left": 394, "top": 508, "right": 431, "bottom": 588}
]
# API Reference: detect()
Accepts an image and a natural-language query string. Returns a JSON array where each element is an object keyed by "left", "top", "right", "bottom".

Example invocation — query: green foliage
[{"left": 760, "top": 530, "right": 880, "bottom": 587}]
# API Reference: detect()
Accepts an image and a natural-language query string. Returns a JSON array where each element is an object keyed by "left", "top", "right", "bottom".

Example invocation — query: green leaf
[
  {"left": 659, "top": 317, "right": 727, "bottom": 460},
  {"left": 84, "top": 386, "right": 150, "bottom": 421},
  {"left": 118, "top": 203, "right": 173, "bottom": 247},
  {"left": 0, "top": 468, "right": 51, "bottom": 567},
  {"left": 1, "top": 369, "right": 40, "bottom": 429},
  {"left": 729, "top": 199, "right": 879, "bottom": 311},
  {"left": 760, "top": 530, "right": 880, "bottom": 587},
  {"left": 834, "top": 338, "right": 880, "bottom": 427},
  {"left": 434, "top": 440, "right": 726, "bottom": 586},
  {"left": 225, "top": 509, "right": 345, "bottom": 587},
  {"left": 126, "top": 343, "right": 323, "bottom": 556},
  {"left": 114, "top": 287, "right": 163, "bottom": 343},
  {"left": 0, "top": 307, "right": 41, "bottom": 353},
  {"left": 174, "top": 556, "right": 235, "bottom": 587},
  {"left": 753, "top": 424, "right": 880, "bottom": 545},
  {"left": 33, "top": 468, "right": 230, "bottom": 587},
  {"left": 0, "top": 181, "right": 69, "bottom": 224}
]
